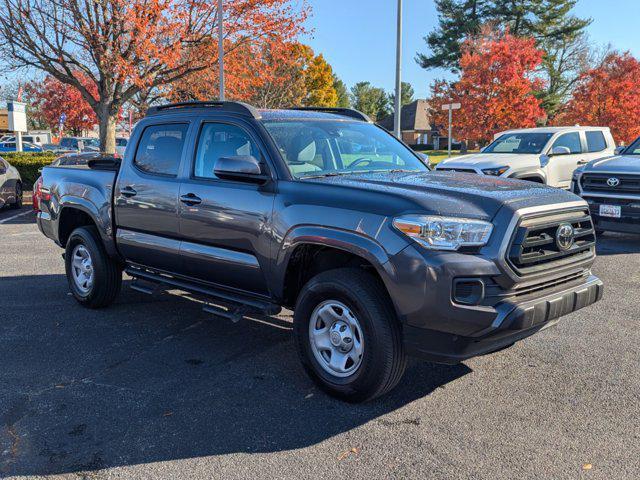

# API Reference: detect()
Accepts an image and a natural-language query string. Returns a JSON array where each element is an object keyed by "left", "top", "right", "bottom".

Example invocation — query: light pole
[
  {"left": 393, "top": 0, "right": 402, "bottom": 139},
  {"left": 218, "top": 0, "right": 225, "bottom": 101}
]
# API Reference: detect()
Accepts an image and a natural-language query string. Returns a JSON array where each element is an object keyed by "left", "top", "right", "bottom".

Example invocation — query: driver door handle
[
  {"left": 180, "top": 193, "right": 202, "bottom": 206},
  {"left": 577, "top": 159, "right": 589, "bottom": 165},
  {"left": 120, "top": 186, "right": 137, "bottom": 197}
]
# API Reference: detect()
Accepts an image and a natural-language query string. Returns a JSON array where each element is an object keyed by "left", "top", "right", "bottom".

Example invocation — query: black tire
[
  {"left": 10, "top": 182, "right": 22, "bottom": 209},
  {"left": 293, "top": 268, "right": 407, "bottom": 402},
  {"left": 65, "top": 226, "right": 122, "bottom": 308}
]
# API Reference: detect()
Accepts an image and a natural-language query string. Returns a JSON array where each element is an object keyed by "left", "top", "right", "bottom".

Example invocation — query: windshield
[
  {"left": 483, "top": 132, "right": 553, "bottom": 154},
  {"left": 262, "top": 120, "right": 428, "bottom": 178},
  {"left": 622, "top": 137, "right": 640, "bottom": 155}
]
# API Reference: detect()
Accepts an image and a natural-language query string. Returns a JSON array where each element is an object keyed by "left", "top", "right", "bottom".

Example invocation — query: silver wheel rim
[
  {"left": 71, "top": 244, "right": 94, "bottom": 294},
  {"left": 308, "top": 300, "right": 364, "bottom": 378}
]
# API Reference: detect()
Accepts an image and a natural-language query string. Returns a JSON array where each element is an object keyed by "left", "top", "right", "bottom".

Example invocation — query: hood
[
  {"left": 438, "top": 153, "right": 541, "bottom": 170},
  {"left": 583, "top": 154, "right": 640, "bottom": 174},
  {"left": 304, "top": 171, "right": 578, "bottom": 220}
]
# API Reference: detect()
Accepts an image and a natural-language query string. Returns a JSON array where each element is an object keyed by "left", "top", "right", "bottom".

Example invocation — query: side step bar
[{"left": 125, "top": 266, "right": 281, "bottom": 318}]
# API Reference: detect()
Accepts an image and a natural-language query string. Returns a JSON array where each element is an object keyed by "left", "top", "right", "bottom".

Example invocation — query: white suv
[{"left": 436, "top": 127, "right": 616, "bottom": 189}]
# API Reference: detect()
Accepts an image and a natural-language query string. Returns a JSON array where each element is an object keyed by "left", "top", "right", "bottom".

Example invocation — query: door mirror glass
[
  {"left": 550, "top": 146, "right": 571, "bottom": 156},
  {"left": 214, "top": 155, "right": 267, "bottom": 183}
]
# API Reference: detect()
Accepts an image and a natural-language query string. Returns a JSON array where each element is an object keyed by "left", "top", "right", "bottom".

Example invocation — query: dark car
[
  {"left": 573, "top": 136, "right": 640, "bottom": 235},
  {"left": 35, "top": 102, "right": 603, "bottom": 402}
]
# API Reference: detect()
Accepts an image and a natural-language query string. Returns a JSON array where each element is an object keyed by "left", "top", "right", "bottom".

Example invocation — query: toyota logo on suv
[
  {"left": 607, "top": 177, "right": 621, "bottom": 187},
  {"left": 556, "top": 223, "right": 575, "bottom": 251}
]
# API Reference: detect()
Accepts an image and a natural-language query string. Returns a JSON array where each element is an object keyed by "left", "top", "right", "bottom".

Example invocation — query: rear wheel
[
  {"left": 65, "top": 226, "right": 122, "bottom": 308},
  {"left": 10, "top": 182, "right": 22, "bottom": 209},
  {"left": 294, "top": 268, "right": 407, "bottom": 402}
]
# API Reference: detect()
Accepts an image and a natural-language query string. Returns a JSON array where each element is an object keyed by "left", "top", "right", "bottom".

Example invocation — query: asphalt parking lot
[{"left": 1, "top": 205, "right": 639, "bottom": 480}]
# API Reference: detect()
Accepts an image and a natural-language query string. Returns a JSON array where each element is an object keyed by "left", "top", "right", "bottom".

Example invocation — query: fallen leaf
[
  {"left": 163, "top": 411, "right": 173, "bottom": 417},
  {"left": 583, "top": 464, "right": 593, "bottom": 470},
  {"left": 305, "top": 393, "right": 314, "bottom": 399},
  {"left": 55, "top": 384, "right": 65, "bottom": 388},
  {"left": 337, "top": 447, "right": 359, "bottom": 461}
]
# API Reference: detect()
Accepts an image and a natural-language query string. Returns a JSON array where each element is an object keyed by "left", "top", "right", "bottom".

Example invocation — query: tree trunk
[{"left": 97, "top": 105, "right": 117, "bottom": 154}]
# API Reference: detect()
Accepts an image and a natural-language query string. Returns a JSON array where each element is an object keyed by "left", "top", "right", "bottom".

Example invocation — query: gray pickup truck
[{"left": 36, "top": 102, "right": 603, "bottom": 402}]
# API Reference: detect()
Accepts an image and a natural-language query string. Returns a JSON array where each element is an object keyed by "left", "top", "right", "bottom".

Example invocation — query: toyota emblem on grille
[
  {"left": 556, "top": 223, "right": 575, "bottom": 251},
  {"left": 607, "top": 177, "right": 621, "bottom": 187}
]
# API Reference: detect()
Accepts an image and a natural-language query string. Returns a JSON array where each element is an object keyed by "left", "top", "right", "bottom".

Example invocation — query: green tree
[
  {"left": 389, "top": 82, "right": 415, "bottom": 108},
  {"left": 417, "top": 0, "right": 592, "bottom": 119},
  {"left": 349, "top": 82, "right": 389, "bottom": 120},
  {"left": 333, "top": 75, "right": 350, "bottom": 107}
]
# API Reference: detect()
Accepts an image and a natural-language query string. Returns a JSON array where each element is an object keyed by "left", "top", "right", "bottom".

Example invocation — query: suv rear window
[
  {"left": 585, "top": 131, "right": 607, "bottom": 153},
  {"left": 134, "top": 124, "right": 188, "bottom": 176}
]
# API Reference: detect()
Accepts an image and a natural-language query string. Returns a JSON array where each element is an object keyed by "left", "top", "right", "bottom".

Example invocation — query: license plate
[{"left": 599, "top": 205, "right": 621, "bottom": 218}]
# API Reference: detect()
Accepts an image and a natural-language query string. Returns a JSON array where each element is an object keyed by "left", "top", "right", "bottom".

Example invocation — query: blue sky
[{"left": 303, "top": 0, "right": 640, "bottom": 99}]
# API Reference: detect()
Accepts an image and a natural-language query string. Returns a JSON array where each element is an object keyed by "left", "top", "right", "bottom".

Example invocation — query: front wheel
[
  {"left": 65, "top": 226, "right": 122, "bottom": 308},
  {"left": 294, "top": 268, "right": 407, "bottom": 402}
]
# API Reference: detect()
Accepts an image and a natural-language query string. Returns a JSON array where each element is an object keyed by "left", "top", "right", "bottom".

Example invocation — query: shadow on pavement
[
  {"left": 595, "top": 232, "right": 640, "bottom": 256},
  {"left": 0, "top": 274, "right": 471, "bottom": 477}
]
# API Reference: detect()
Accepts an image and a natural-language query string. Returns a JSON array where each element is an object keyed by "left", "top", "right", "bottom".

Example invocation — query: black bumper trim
[{"left": 404, "top": 276, "right": 603, "bottom": 364}]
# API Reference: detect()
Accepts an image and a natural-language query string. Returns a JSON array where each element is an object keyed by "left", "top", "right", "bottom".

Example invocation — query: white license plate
[{"left": 599, "top": 205, "right": 621, "bottom": 218}]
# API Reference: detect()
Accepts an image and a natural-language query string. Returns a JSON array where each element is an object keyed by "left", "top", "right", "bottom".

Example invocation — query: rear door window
[
  {"left": 134, "top": 124, "right": 189, "bottom": 176},
  {"left": 585, "top": 131, "right": 607, "bottom": 152}
]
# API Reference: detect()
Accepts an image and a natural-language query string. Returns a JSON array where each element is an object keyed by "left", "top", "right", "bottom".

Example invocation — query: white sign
[
  {"left": 442, "top": 103, "right": 461, "bottom": 111},
  {"left": 7, "top": 101, "right": 27, "bottom": 133}
]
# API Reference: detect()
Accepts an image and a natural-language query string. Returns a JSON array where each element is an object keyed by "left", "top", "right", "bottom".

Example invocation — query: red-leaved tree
[
  {"left": 26, "top": 74, "right": 97, "bottom": 136},
  {"left": 430, "top": 28, "right": 546, "bottom": 145},
  {"left": 554, "top": 52, "right": 640, "bottom": 144},
  {"left": 0, "top": 0, "right": 309, "bottom": 153}
]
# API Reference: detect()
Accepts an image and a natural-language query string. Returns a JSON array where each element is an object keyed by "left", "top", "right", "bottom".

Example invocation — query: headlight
[
  {"left": 482, "top": 166, "right": 509, "bottom": 176},
  {"left": 393, "top": 215, "right": 493, "bottom": 251}
]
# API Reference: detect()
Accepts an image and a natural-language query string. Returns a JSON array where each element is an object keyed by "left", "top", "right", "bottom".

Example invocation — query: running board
[{"left": 125, "top": 266, "right": 281, "bottom": 317}]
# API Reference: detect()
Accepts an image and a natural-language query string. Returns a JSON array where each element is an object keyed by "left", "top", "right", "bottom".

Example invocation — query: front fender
[
  {"left": 508, "top": 168, "right": 547, "bottom": 183},
  {"left": 272, "top": 225, "right": 399, "bottom": 300}
]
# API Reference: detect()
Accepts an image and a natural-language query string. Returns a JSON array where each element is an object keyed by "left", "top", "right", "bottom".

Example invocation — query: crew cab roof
[{"left": 497, "top": 126, "right": 611, "bottom": 136}]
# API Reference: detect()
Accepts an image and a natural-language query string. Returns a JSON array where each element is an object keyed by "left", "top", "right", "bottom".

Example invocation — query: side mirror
[
  {"left": 549, "top": 146, "right": 571, "bottom": 156},
  {"left": 214, "top": 155, "right": 268, "bottom": 183},
  {"left": 614, "top": 146, "right": 626, "bottom": 155}
]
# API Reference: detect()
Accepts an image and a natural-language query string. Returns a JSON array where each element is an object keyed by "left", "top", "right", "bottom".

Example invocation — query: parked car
[
  {"left": 115, "top": 137, "right": 128, "bottom": 158},
  {"left": 0, "top": 132, "right": 51, "bottom": 145},
  {"left": 58, "top": 137, "right": 100, "bottom": 152},
  {"left": 572, "top": 135, "right": 640, "bottom": 234},
  {"left": 0, "top": 156, "right": 23, "bottom": 209},
  {"left": 36, "top": 102, "right": 603, "bottom": 402},
  {"left": 0, "top": 141, "right": 43, "bottom": 152},
  {"left": 436, "top": 127, "right": 616, "bottom": 189}
]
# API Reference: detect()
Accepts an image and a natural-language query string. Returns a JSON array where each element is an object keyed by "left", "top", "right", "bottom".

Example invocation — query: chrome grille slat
[
  {"left": 581, "top": 174, "right": 640, "bottom": 194},
  {"left": 507, "top": 208, "right": 596, "bottom": 276}
]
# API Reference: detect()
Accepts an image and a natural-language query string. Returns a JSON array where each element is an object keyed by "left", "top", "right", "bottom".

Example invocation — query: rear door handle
[
  {"left": 577, "top": 159, "right": 589, "bottom": 165},
  {"left": 120, "top": 186, "right": 137, "bottom": 197},
  {"left": 180, "top": 193, "right": 202, "bottom": 206}
]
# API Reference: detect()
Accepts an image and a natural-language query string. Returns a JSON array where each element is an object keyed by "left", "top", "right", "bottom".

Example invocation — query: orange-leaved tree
[
  {"left": 554, "top": 52, "right": 640, "bottom": 144},
  {"left": 430, "top": 28, "right": 546, "bottom": 145},
  {"left": 25, "top": 74, "right": 97, "bottom": 136},
  {"left": 0, "top": 0, "right": 309, "bottom": 153},
  {"left": 169, "top": 40, "right": 338, "bottom": 109}
]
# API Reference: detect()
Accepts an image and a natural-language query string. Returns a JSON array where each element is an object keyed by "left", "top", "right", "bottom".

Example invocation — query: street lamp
[
  {"left": 218, "top": 0, "right": 225, "bottom": 102},
  {"left": 393, "top": 0, "right": 402, "bottom": 139}
]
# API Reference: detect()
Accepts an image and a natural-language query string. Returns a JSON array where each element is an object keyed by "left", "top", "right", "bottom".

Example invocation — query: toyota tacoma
[{"left": 36, "top": 102, "right": 603, "bottom": 402}]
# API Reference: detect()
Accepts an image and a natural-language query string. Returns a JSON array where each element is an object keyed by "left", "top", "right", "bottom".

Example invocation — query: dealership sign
[{"left": 7, "top": 101, "right": 27, "bottom": 132}]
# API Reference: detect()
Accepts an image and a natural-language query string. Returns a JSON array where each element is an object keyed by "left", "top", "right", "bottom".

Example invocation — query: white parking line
[{"left": 0, "top": 209, "right": 34, "bottom": 224}]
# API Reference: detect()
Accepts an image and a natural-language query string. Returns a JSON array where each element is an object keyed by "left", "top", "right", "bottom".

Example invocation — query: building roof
[{"left": 378, "top": 100, "right": 432, "bottom": 132}]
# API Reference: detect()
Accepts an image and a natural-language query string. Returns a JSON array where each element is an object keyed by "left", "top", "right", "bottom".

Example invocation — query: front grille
[
  {"left": 507, "top": 209, "right": 596, "bottom": 276},
  {"left": 581, "top": 174, "right": 640, "bottom": 194},
  {"left": 437, "top": 168, "right": 478, "bottom": 174}
]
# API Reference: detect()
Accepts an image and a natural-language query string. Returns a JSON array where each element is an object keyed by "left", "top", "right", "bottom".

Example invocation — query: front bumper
[
  {"left": 403, "top": 274, "right": 603, "bottom": 363},
  {"left": 585, "top": 197, "right": 640, "bottom": 234}
]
